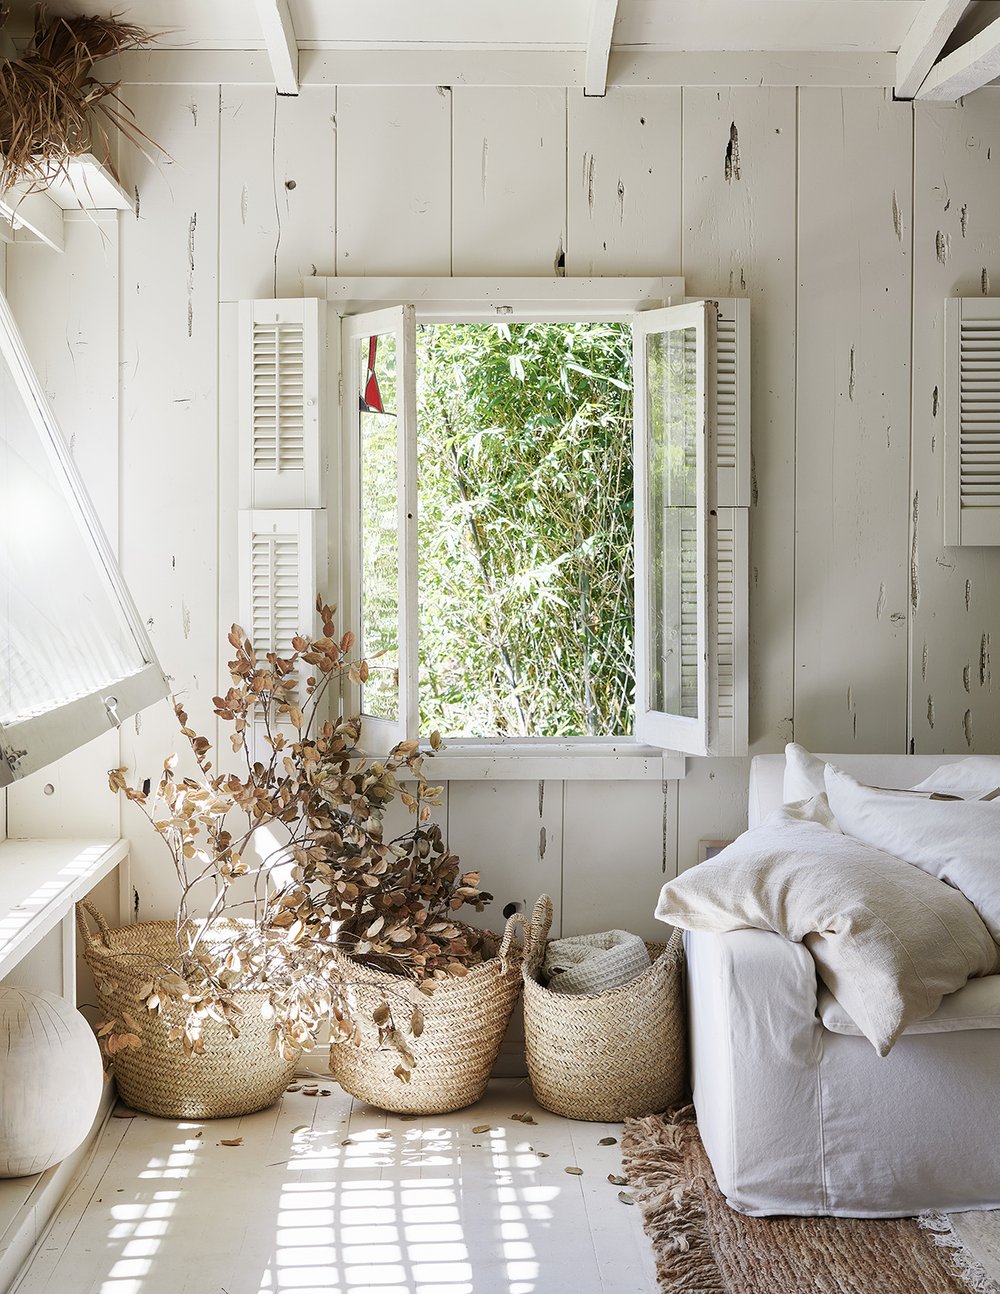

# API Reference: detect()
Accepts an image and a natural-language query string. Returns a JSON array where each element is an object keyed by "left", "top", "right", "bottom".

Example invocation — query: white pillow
[
  {"left": 909, "top": 755, "right": 1000, "bottom": 801},
  {"left": 656, "top": 802, "right": 999, "bottom": 1055},
  {"left": 825, "top": 763, "right": 1000, "bottom": 943},
  {"left": 783, "top": 743, "right": 827, "bottom": 802}
]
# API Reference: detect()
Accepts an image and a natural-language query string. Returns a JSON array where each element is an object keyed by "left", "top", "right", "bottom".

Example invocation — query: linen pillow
[
  {"left": 908, "top": 755, "right": 1000, "bottom": 801},
  {"left": 783, "top": 744, "right": 1000, "bottom": 808},
  {"left": 656, "top": 801, "right": 999, "bottom": 1055},
  {"left": 783, "top": 743, "right": 828, "bottom": 802},
  {"left": 825, "top": 763, "right": 1000, "bottom": 943}
]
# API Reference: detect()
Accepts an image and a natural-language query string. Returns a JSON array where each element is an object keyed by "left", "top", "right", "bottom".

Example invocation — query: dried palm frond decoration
[{"left": 0, "top": 4, "right": 159, "bottom": 193}]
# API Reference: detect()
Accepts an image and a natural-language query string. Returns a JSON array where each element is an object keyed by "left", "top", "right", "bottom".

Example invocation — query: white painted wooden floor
[{"left": 14, "top": 1077, "right": 658, "bottom": 1294}]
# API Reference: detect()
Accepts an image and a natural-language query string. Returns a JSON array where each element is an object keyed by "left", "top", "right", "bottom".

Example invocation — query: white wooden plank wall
[
  {"left": 910, "top": 96, "right": 1000, "bottom": 755},
  {"left": 795, "top": 89, "right": 913, "bottom": 752},
  {"left": 681, "top": 87, "right": 797, "bottom": 752},
  {"left": 114, "top": 85, "right": 222, "bottom": 920},
  {"left": 7, "top": 83, "right": 1000, "bottom": 951}
]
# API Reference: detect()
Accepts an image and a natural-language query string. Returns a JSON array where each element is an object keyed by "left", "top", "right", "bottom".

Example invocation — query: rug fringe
[
  {"left": 622, "top": 1108, "right": 726, "bottom": 1293},
  {"left": 918, "top": 1212, "right": 1000, "bottom": 1294}
]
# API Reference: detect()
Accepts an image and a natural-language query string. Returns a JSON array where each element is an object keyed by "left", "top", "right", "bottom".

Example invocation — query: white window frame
[
  {"left": 308, "top": 275, "right": 746, "bottom": 780},
  {"left": 0, "top": 292, "right": 167, "bottom": 786}
]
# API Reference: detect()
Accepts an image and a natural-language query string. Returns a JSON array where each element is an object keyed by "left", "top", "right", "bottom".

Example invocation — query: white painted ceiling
[{"left": 3, "top": 0, "right": 935, "bottom": 55}]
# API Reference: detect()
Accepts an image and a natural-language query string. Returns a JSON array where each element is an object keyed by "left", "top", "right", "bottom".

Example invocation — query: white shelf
[
  {"left": 0, "top": 155, "right": 132, "bottom": 253},
  {"left": 0, "top": 838, "right": 128, "bottom": 981}
]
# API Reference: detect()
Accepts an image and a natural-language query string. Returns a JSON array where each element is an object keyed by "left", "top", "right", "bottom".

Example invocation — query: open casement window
[
  {"left": 0, "top": 293, "right": 167, "bottom": 786},
  {"left": 632, "top": 298, "right": 749, "bottom": 757},
  {"left": 341, "top": 306, "right": 418, "bottom": 752},
  {"left": 944, "top": 298, "right": 1000, "bottom": 546}
]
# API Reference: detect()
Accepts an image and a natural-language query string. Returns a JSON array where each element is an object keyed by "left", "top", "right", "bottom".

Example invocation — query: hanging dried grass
[{"left": 0, "top": 4, "right": 159, "bottom": 192}]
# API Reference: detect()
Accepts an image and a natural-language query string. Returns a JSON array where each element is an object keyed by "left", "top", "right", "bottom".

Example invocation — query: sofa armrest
[{"left": 685, "top": 929, "right": 827, "bottom": 1213}]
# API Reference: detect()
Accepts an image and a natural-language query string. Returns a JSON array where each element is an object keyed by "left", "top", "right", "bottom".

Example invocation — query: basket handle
[
  {"left": 75, "top": 899, "right": 112, "bottom": 951},
  {"left": 498, "top": 910, "right": 526, "bottom": 963},
  {"left": 528, "top": 894, "right": 553, "bottom": 950}
]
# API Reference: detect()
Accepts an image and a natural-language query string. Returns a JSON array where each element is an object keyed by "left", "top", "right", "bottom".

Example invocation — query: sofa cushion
[
  {"left": 819, "top": 975, "right": 1000, "bottom": 1037},
  {"left": 656, "top": 802, "right": 1000, "bottom": 1055},
  {"left": 825, "top": 763, "right": 1000, "bottom": 943}
]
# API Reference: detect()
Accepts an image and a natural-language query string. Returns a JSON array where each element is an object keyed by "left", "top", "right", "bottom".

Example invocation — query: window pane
[
  {"left": 416, "top": 321, "right": 634, "bottom": 739},
  {"left": 646, "top": 325, "right": 699, "bottom": 718},
  {"left": 358, "top": 331, "right": 399, "bottom": 721},
  {"left": 0, "top": 344, "right": 148, "bottom": 728}
]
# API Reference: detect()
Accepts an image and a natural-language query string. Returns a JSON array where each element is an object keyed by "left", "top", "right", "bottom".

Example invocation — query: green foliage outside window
[{"left": 415, "top": 321, "right": 635, "bottom": 738}]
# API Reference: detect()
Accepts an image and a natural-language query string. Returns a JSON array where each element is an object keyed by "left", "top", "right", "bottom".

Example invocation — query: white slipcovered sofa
[{"left": 686, "top": 752, "right": 1000, "bottom": 1218}]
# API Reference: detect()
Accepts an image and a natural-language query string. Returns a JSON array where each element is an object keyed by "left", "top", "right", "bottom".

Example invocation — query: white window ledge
[{"left": 421, "top": 743, "right": 687, "bottom": 781}]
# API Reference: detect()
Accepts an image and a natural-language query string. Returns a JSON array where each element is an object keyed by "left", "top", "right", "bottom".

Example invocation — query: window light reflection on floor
[
  {"left": 80, "top": 1109, "right": 559, "bottom": 1294},
  {"left": 261, "top": 1122, "right": 548, "bottom": 1294}
]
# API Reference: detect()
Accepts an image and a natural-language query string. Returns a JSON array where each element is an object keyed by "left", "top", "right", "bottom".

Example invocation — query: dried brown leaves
[
  {"left": 107, "top": 599, "right": 493, "bottom": 1076},
  {"left": 0, "top": 8, "right": 160, "bottom": 191}
]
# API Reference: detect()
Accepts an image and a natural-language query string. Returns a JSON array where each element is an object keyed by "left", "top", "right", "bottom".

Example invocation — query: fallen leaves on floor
[
  {"left": 472, "top": 1124, "right": 492, "bottom": 1134},
  {"left": 618, "top": 1191, "right": 635, "bottom": 1205},
  {"left": 608, "top": 1174, "right": 628, "bottom": 1186},
  {"left": 565, "top": 1166, "right": 583, "bottom": 1175},
  {"left": 219, "top": 1138, "right": 243, "bottom": 1147},
  {"left": 112, "top": 1109, "right": 136, "bottom": 1119},
  {"left": 599, "top": 1136, "right": 617, "bottom": 1145},
  {"left": 511, "top": 1112, "right": 537, "bottom": 1124}
]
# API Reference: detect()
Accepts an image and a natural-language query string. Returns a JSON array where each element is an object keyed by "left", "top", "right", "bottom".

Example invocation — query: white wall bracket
[
  {"left": 916, "top": 12, "right": 1000, "bottom": 100},
  {"left": 584, "top": 0, "right": 620, "bottom": 96},
  {"left": 253, "top": 0, "right": 300, "bottom": 96},
  {"left": 895, "top": 0, "right": 968, "bottom": 100}
]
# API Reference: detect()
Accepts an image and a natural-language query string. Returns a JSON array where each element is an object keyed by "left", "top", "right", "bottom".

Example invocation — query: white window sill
[{"left": 419, "top": 742, "right": 687, "bottom": 781}]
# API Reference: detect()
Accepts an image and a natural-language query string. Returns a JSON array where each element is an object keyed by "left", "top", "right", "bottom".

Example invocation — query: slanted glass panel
[
  {"left": 0, "top": 292, "right": 165, "bottom": 784},
  {"left": 646, "top": 325, "right": 699, "bottom": 718},
  {"left": 358, "top": 329, "right": 400, "bottom": 722}
]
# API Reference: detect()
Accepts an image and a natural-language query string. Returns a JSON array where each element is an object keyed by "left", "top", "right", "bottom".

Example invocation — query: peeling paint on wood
[
  {"left": 876, "top": 582, "right": 886, "bottom": 620},
  {"left": 537, "top": 780, "right": 544, "bottom": 818},
  {"left": 964, "top": 708, "right": 973, "bottom": 748},
  {"left": 724, "top": 122, "right": 741, "bottom": 182},
  {"left": 927, "top": 694, "right": 935, "bottom": 728},
  {"left": 932, "top": 385, "right": 939, "bottom": 417},
  {"left": 935, "top": 230, "right": 951, "bottom": 264},
  {"left": 966, "top": 579, "right": 972, "bottom": 612},
  {"left": 892, "top": 190, "right": 902, "bottom": 241},
  {"left": 848, "top": 346, "right": 856, "bottom": 401},
  {"left": 538, "top": 826, "right": 547, "bottom": 860},
  {"left": 910, "top": 491, "right": 920, "bottom": 612},
  {"left": 980, "top": 633, "right": 992, "bottom": 688},
  {"left": 960, "top": 202, "right": 968, "bottom": 237},
  {"left": 983, "top": 267, "right": 990, "bottom": 295},
  {"left": 186, "top": 212, "right": 197, "bottom": 337},
  {"left": 922, "top": 641, "right": 928, "bottom": 681},
  {"left": 963, "top": 664, "right": 971, "bottom": 693}
]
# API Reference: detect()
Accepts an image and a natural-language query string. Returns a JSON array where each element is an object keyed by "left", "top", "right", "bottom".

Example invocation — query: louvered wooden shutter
[
  {"left": 238, "top": 510, "right": 319, "bottom": 655},
  {"left": 945, "top": 298, "right": 1000, "bottom": 546},
  {"left": 714, "top": 299, "right": 751, "bottom": 508},
  {"left": 239, "top": 299, "right": 324, "bottom": 509},
  {"left": 713, "top": 508, "right": 748, "bottom": 755}
]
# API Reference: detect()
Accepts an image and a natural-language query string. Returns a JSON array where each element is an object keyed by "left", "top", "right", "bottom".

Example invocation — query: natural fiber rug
[{"left": 621, "top": 1107, "right": 999, "bottom": 1294}]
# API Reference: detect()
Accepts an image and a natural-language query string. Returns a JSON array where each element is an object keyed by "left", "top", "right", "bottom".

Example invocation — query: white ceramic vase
[{"left": 0, "top": 988, "right": 104, "bottom": 1177}]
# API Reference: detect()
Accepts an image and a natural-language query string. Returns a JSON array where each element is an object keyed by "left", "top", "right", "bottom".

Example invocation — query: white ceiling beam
[
  {"left": 253, "top": 0, "right": 299, "bottom": 95},
  {"left": 916, "top": 11, "right": 1000, "bottom": 100},
  {"left": 895, "top": 0, "right": 969, "bottom": 99},
  {"left": 584, "top": 0, "right": 620, "bottom": 96}
]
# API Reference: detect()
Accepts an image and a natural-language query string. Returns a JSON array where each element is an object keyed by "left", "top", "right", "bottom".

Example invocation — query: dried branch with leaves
[{"left": 108, "top": 598, "right": 493, "bottom": 1068}]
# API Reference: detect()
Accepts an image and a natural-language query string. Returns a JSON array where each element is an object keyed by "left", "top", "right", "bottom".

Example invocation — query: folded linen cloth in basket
[{"left": 541, "top": 929, "right": 651, "bottom": 994}]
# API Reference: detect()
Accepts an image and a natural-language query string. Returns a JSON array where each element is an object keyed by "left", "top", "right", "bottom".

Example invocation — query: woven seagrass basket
[
  {"left": 76, "top": 901, "right": 296, "bottom": 1120},
  {"left": 520, "top": 894, "right": 686, "bottom": 1122},
  {"left": 328, "top": 914, "right": 523, "bottom": 1114}
]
